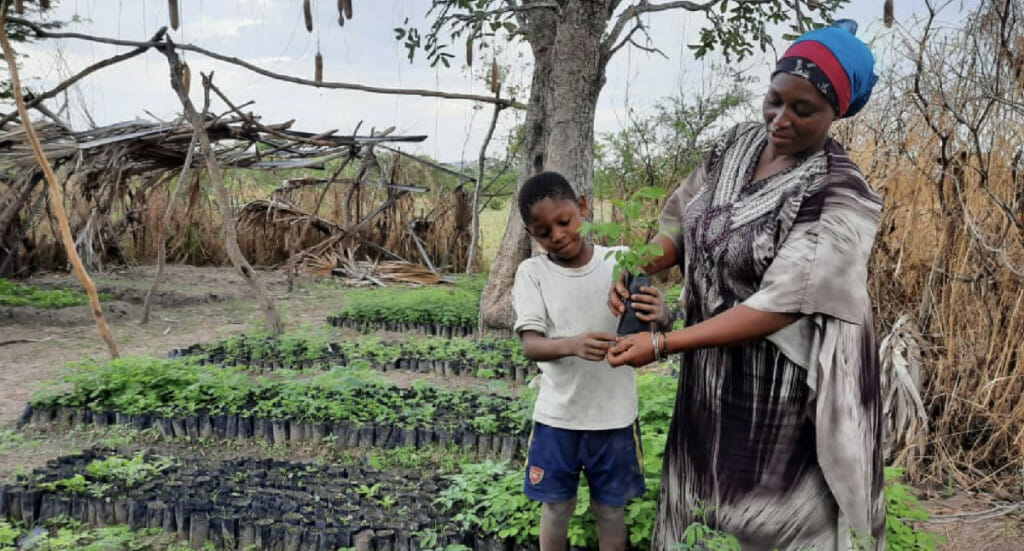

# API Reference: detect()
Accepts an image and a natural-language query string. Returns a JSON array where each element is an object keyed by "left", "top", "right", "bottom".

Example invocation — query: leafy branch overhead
[
  {"left": 581, "top": 186, "right": 666, "bottom": 279},
  {"left": 394, "top": 0, "right": 848, "bottom": 68}
]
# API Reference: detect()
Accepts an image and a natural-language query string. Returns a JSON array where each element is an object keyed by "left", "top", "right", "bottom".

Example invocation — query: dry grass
[{"left": 845, "top": 99, "right": 1024, "bottom": 496}]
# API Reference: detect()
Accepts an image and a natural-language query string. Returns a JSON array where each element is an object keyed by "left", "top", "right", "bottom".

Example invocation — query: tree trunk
[
  {"left": 478, "top": 1, "right": 611, "bottom": 334},
  {"left": 161, "top": 41, "right": 285, "bottom": 336}
]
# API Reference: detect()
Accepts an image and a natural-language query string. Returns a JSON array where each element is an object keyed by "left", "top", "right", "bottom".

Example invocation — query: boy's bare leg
[
  {"left": 591, "top": 500, "right": 627, "bottom": 551},
  {"left": 540, "top": 499, "right": 576, "bottom": 551}
]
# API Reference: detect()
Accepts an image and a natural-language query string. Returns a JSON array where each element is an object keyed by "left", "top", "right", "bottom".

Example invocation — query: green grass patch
[{"left": 0, "top": 278, "right": 113, "bottom": 308}]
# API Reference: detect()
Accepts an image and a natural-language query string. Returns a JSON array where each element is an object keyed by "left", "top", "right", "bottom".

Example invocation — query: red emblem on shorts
[{"left": 529, "top": 466, "right": 544, "bottom": 485}]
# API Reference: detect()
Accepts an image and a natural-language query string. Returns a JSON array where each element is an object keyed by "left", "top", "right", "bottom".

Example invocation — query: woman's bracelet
[
  {"left": 651, "top": 331, "right": 661, "bottom": 363},
  {"left": 658, "top": 331, "right": 668, "bottom": 358}
]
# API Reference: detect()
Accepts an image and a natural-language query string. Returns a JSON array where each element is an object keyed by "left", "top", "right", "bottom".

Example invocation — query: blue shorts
[{"left": 523, "top": 420, "right": 646, "bottom": 507}]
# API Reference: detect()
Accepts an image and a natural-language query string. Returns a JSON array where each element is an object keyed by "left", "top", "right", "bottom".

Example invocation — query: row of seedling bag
[
  {"left": 0, "top": 450, "right": 527, "bottom": 551},
  {"left": 23, "top": 358, "right": 533, "bottom": 459},
  {"left": 169, "top": 333, "right": 539, "bottom": 382}
]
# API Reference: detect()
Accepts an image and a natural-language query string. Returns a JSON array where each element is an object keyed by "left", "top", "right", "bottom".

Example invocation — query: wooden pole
[
  {"left": 466, "top": 93, "right": 504, "bottom": 273},
  {"left": 141, "top": 134, "right": 197, "bottom": 324},
  {"left": 0, "top": 2, "right": 119, "bottom": 358},
  {"left": 160, "top": 39, "right": 284, "bottom": 336}
]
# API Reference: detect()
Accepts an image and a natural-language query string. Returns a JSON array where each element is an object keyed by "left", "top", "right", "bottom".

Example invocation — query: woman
[{"left": 607, "top": 23, "right": 885, "bottom": 551}]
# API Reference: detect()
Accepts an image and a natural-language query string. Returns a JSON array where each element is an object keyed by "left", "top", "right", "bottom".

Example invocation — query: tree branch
[
  {"left": 0, "top": 26, "right": 168, "bottom": 129},
  {"left": 466, "top": 95, "right": 505, "bottom": 273},
  {"left": 161, "top": 39, "right": 285, "bottom": 336},
  {"left": 0, "top": 2, "right": 119, "bottom": 358},
  {"left": 606, "top": 0, "right": 713, "bottom": 54},
  {"left": 450, "top": 0, "right": 560, "bottom": 22},
  {"left": 7, "top": 15, "right": 526, "bottom": 110}
]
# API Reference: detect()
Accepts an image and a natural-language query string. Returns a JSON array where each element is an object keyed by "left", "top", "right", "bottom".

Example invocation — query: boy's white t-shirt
[{"left": 511, "top": 244, "right": 638, "bottom": 430}]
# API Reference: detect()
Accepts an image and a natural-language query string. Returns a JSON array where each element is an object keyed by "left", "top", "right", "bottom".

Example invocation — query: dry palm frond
[
  {"left": 281, "top": 232, "right": 352, "bottom": 276},
  {"left": 332, "top": 249, "right": 443, "bottom": 286},
  {"left": 880, "top": 314, "right": 929, "bottom": 465},
  {"left": 374, "top": 260, "right": 443, "bottom": 284}
]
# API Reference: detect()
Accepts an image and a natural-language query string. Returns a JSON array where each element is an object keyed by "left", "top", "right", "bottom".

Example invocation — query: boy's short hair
[{"left": 518, "top": 171, "right": 578, "bottom": 223}]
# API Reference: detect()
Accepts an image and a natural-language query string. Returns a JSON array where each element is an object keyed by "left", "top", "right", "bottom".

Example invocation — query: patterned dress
[{"left": 652, "top": 123, "right": 885, "bottom": 550}]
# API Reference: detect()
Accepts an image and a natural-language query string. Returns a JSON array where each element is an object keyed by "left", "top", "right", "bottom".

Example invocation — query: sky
[{"left": 10, "top": 1, "right": 926, "bottom": 166}]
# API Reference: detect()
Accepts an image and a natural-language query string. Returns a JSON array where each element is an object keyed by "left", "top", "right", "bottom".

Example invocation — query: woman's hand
[
  {"left": 631, "top": 286, "right": 672, "bottom": 329},
  {"left": 607, "top": 332, "right": 656, "bottom": 367},
  {"left": 607, "top": 272, "right": 629, "bottom": 317}
]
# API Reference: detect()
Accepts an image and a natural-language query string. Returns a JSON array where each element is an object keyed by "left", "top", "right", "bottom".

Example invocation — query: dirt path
[
  {"left": 0, "top": 265, "right": 329, "bottom": 423},
  {"left": 0, "top": 264, "right": 1020, "bottom": 550}
]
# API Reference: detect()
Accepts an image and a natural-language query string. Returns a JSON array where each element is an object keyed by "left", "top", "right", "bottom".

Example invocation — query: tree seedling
[{"left": 580, "top": 186, "right": 667, "bottom": 335}]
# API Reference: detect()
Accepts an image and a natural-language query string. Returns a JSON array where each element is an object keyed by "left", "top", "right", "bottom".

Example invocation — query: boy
[{"left": 511, "top": 171, "right": 646, "bottom": 551}]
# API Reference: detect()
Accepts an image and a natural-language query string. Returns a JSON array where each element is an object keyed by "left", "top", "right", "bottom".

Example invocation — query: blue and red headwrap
[{"left": 773, "top": 20, "right": 878, "bottom": 118}]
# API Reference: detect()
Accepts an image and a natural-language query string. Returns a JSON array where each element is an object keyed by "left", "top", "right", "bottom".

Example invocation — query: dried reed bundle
[
  {"left": 315, "top": 52, "right": 323, "bottom": 83},
  {"left": 236, "top": 198, "right": 338, "bottom": 266},
  {"left": 303, "top": 0, "right": 313, "bottom": 32}
]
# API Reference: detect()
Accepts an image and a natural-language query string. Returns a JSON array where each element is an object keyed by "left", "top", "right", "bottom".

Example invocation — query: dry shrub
[
  {"left": 236, "top": 152, "right": 473, "bottom": 272},
  {"left": 841, "top": 0, "right": 1024, "bottom": 495},
  {"left": 132, "top": 175, "right": 227, "bottom": 266}
]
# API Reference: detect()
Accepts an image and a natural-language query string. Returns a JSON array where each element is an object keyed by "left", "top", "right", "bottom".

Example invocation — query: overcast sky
[{"left": 12, "top": 1, "right": 923, "bottom": 165}]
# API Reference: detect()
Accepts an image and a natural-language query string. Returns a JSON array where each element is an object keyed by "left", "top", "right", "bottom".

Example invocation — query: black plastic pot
[{"left": 616, "top": 273, "right": 653, "bottom": 336}]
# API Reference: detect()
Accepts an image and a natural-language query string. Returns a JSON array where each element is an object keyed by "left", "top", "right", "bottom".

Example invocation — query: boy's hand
[
  {"left": 631, "top": 286, "right": 671, "bottom": 329},
  {"left": 607, "top": 273, "right": 629, "bottom": 317},
  {"left": 607, "top": 332, "right": 656, "bottom": 367},
  {"left": 571, "top": 332, "right": 617, "bottom": 361}
]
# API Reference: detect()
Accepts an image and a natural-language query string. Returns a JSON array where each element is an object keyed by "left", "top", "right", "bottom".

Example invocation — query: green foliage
[
  {"left": 31, "top": 356, "right": 532, "bottom": 435},
  {"left": 690, "top": 0, "right": 847, "bottom": 62},
  {"left": 357, "top": 444, "right": 472, "bottom": 473},
  {"left": 0, "top": 518, "right": 188, "bottom": 551},
  {"left": 434, "top": 373, "right": 676, "bottom": 548},
  {"left": 394, "top": 3, "right": 518, "bottom": 69},
  {"left": 0, "top": 2, "right": 68, "bottom": 101},
  {"left": 435, "top": 460, "right": 540, "bottom": 543},
  {"left": 194, "top": 330, "right": 531, "bottom": 379},
  {"left": 581, "top": 187, "right": 666, "bottom": 279},
  {"left": 334, "top": 276, "right": 482, "bottom": 328},
  {"left": 0, "top": 520, "right": 18, "bottom": 548},
  {"left": 0, "top": 278, "right": 113, "bottom": 308},
  {"left": 85, "top": 452, "right": 175, "bottom": 487},
  {"left": 885, "top": 467, "right": 944, "bottom": 551},
  {"left": 38, "top": 453, "right": 174, "bottom": 498},
  {"left": 394, "top": 1, "right": 848, "bottom": 69},
  {"left": 675, "top": 505, "right": 741, "bottom": 551}
]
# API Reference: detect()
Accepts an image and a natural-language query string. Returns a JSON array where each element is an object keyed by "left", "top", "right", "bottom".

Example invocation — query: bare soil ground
[{"left": 0, "top": 264, "right": 1020, "bottom": 549}]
